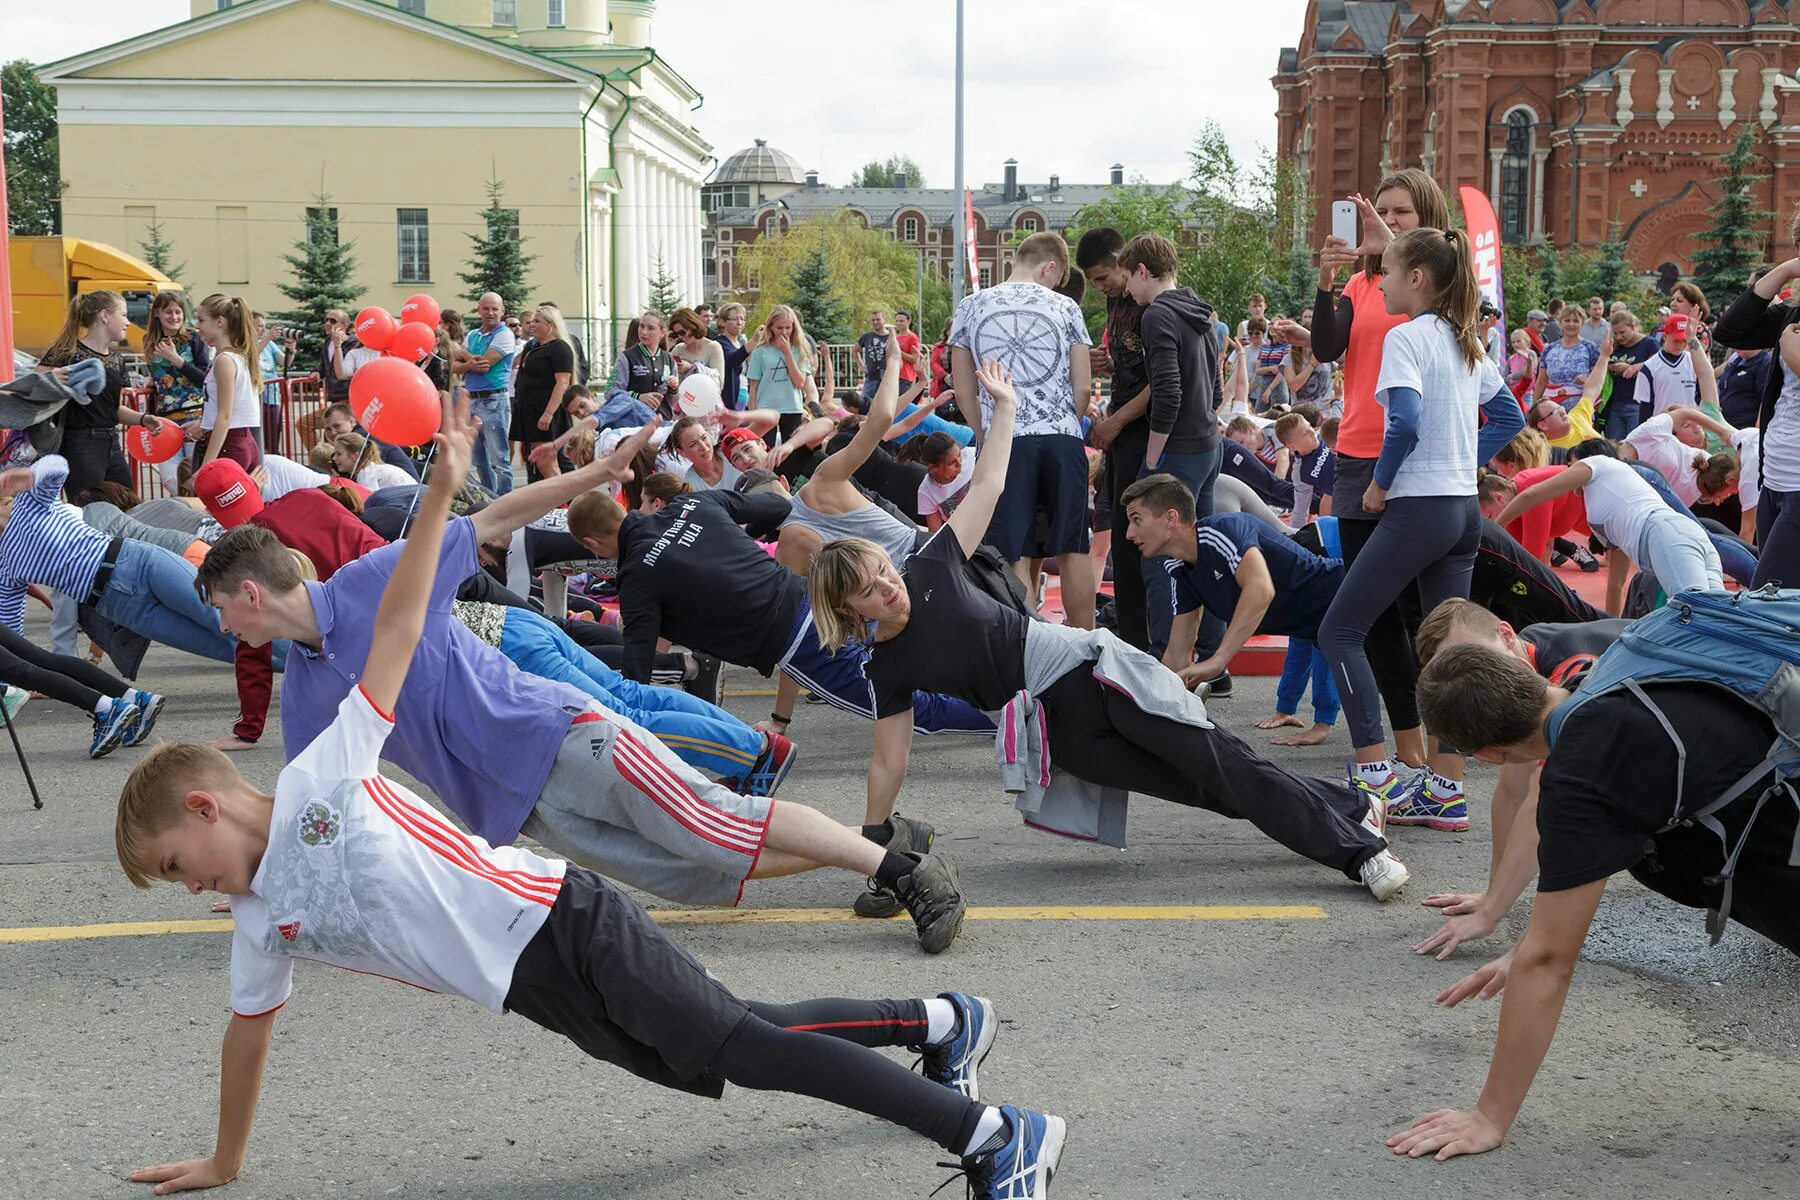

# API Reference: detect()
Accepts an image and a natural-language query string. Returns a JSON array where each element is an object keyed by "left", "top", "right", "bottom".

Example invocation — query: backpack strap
[{"left": 1622, "top": 678, "right": 1688, "bottom": 810}]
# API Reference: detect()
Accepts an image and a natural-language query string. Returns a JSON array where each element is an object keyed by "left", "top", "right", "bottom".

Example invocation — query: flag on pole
[{"left": 1458, "top": 186, "right": 1505, "bottom": 320}]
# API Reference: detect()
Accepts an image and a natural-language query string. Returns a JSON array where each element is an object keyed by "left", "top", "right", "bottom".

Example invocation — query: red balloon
[
  {"left": 400, "top": 294, "right": 442, "bottom": 329},
  {"left": 387, "top": 321, "right": 437, "bottom": 362},
  {"left": 123, "top": 421, "right": 186, "bottom": 464},
  {"left": 355, "top": 306, "right": 397, "bottom": 351},
  {"left": 350, "top": 358, "right": 441, "bottom": 447}
]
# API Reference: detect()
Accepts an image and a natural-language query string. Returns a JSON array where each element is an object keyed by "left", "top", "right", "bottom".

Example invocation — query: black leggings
[
  {"left": 1323, "top": 496, "right": 1480, "bottom": 750},
  {"left": 0, "top": 624, "right": 128, "bottom": 714},
  {"left": 1333, "top": 515, "right": 1423, "bottom": 736},
  {"left": 1754, "top": 487, "right": 1800, "bottom": 590},
  {"left": 720, "top": 998, "right": 982, "bottom": 1153},
  {"left": 1037, "top": 667, "right": 1381, "bottom": 877}
]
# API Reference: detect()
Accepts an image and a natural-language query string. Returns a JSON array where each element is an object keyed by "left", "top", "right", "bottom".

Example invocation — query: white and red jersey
[{"left": 229, "top": 687, "right": 565, "bottom": 1018}]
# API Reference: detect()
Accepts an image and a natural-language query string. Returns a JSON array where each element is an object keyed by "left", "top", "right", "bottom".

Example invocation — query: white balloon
[{"left": 677, "top": 373, "right": 723, "bottom": 416}]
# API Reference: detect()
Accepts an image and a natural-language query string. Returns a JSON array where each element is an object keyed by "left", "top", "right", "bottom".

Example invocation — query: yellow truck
[{"left": 8, "top": 236, "right": 179, "bottom": 356}]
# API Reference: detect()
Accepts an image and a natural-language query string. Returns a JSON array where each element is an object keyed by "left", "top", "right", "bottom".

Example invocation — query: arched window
[{"left": 1500, "top": 109, "right": 1535, "bottom": 243}]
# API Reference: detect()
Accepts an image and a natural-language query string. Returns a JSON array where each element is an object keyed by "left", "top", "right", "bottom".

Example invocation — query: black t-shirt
[
  {"left": 511, "top": 339, "right": 577, "bottom": 438},
  {"left": 40, "top": 342, "right": 127, "bottom": 431},
  {"left": 1536, "top": 683, "right": 1798, "bottom": 952},
  {"left": 831, "top": 431, "right": 927, "bottom": 523},
  {"left": 867, "top": 529, "right": 1028, "bottom": 718},
  {"left": 1518, "top": 619, "right": 1627, "bottom": 688},
  {"left": 423, "top": 353, "right": 450, "bottom": 394},
  {"left": 1104, "top": 295, "right": 1148, "bottom": 418},
  {"left": 857, "top": 331, "right": 889, "bottom": 379}
]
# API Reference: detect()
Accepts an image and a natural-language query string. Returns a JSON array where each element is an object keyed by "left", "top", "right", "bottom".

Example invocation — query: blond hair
[
  {"left": 1493, "top": 427, "right": 1550, "bottom": 472},
  {"left": 197, "top": 294, "right": 263, "bottom": 389},
  {"left": 43, "top": 290, "right": 125, "bottom": 364},
  {"left": 806, "top": 537, "right": 890, "bottom": 653},
  {"left": 1414, "top": 597, "right": 1502, "bottom": 668},
  {"left": 116, "top": 742, "right": 246, "bottom": 890}
]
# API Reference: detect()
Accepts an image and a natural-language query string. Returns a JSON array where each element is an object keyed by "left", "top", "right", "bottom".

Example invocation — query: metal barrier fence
[{"left": 121, "top": 374, "right": 329, "bottom": 499}]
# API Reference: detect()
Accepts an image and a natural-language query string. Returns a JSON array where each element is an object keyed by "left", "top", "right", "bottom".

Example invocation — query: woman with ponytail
[
  {"left": 36, "top": 291, "right": 170, "bottom": 499},
  {"left": 193, "top": 294, "right": 263, "bottom": 471},
  {"left": 1317, "top": 227, "right": 1523, "bottom": 828}
]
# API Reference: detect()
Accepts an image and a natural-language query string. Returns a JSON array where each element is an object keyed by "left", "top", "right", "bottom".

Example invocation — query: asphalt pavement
[{"left": 1, "top": 627, "right": 1797, "bottom": 1199}]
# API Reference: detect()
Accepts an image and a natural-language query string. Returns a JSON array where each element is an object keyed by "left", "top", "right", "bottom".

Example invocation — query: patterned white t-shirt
[
  {"left": 228, "top": 687, "right": 565, "bottom": 1018},
  {"left": 947, "top": 282, "right": 1091, "bottom": 438}
]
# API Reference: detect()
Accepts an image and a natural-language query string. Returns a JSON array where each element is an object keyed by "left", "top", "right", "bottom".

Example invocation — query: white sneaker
[
  {"left": 1360, "top": 849, "right": 1410, "bottom": 902},
  {"left": 1, "top": 686, "right": 27, "bottom": 722},
  {"left": 1359, "top": 789, "right": 1385, "bottom": 840}
]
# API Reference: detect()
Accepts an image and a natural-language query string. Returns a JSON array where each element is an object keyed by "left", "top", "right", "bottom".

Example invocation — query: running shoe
[
  {"left": 89, "top": 700, "right": 142, "bottom": 760},
  {"left": 921, "top": 992, "right": 996, "bottom": 1101},
  {"left": 1345, "top": 765, "right": 1427, "bottom": 820},
  {"left": 1359, "top": 848, "right": 1411, "bottom": 902},
  {"left": 1198, "top": 670, "right": 1232, "bottom": 698},
  {"left": 894, "top": 852, "right": 966, "bottom": 954},
  {"left": 683, "top": 653, "right": 724, "bottom": 707},
  {"left": 740, "top": 732, "right": 797, "bottom": 798},
  {"left": 1, "top": 686, "right": 27, "bottom": 724},
  {"left": 1570, "top": 545, "right": 1601, "bottom": 573},
  {"left": 853, "top": 813, "right": 936, "bottom": 918},
  {"left": 1385, "top": 780, "right": 1471, "bottom": 832},
  {"left": 1550, "top": 549, "right": 1570, "bottom": 568},
  {"left": 124, "top": 691, "right": 167, "bottom": 747},
  {"left": 951, "top": 1106, "right": 1067, "bottom": 1200}
]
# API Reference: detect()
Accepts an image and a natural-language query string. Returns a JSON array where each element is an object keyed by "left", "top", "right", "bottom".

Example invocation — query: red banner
[
  {"left": 964, "top": 189, "right": 980, "bottom": 293},
  {"left": 1458, "top": 185, "right": 1505, "bottom": 320}
]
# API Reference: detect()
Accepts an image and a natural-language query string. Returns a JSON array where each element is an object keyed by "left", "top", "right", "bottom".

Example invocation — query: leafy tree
[
  {"left": 2, "top": 60, "right": 64, "bottom": 235},
  {"left": 849, "top": 155, "right": 926, "bottom": 189},
  {"left": 458, "top": 176, "right": 535, "bottom": 315},
  {"left": 1691, "top": 124, "right": 1773, "bottom": 311},
  {"left": 646, "top": 251, "right": 681, "bottom": 316},
  {"left": 1499, "top": 244, "right": 1549, "bottom": 327},
  {"left": 272, "top": 195, "right": 363, "bottom": 359},
  {"left": 1589, "top": 223, "right": 1634, "bottom": 304},
  {"left": 136, "top": 218, "right": 186, "bottom": 288},
  {"left": 733, "top": 211, "right": 916, "bottom": 343},
  {"left": 786, "top": 245, "right": 851, "bottom": 344}
]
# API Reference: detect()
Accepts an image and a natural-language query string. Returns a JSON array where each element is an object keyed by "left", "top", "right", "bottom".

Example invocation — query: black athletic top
[
  {"left": 829, "top": 431, "right": 927, "bottom": 523},
  {"left": 616, "top": 490, "right": 797, "bottom": 682},
  {"left": 1471, "top": 520, "right": 1606, "bottom": 629},
  {"left": 1535, "top": 683, "right": 1797, "bottom": 953},
  {"left": 1518, "top": 619, "right": 1627, "bottom": 689},
  {"left": 867, "top": 529, "right": 1027, "bottom": 718}
]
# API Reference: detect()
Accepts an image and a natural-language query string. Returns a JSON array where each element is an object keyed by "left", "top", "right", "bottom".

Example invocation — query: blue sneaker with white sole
[
  {"left": 956, "top": 1106, "right": 1066, "bottom": 1199},
  {"left": 920, "top": 992, "right": 995, "bottom": 1101},
  {"left": 124, "top": 691, "right": 166, "bottom": 747},
  {"left": 89, "top": 700, "right": 142, "bottom": 760}
]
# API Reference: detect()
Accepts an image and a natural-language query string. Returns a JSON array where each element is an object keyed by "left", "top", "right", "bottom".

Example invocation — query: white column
[
  {"left": 628, "top": 154, "right": 648, "bottom": 317},
  {"left": 688, "top": 183, "right": 703, "bottom": 302},
  {"left": 1488, "top": 149, "right": 1504, "bottom": 200},
  {"left": 1719, "top": 68, "right": 1739, "bottom": 129},
  {"left": 1614, "top": 67, "right": 1635, "bottom": 126},
  {"left": 651, "top": 164, "right": 667, "bottom": 289},
  {"left": 682, "top": 182, "right": 697, "bottom": 303},
  {"left": 1656, "top": 68, "right": 1675, "bottom": 129},
  {"left": 1531, "top": 147, "right": 1550, "bottom": 242},
  {"left": 616, "top": 154, "right": 639, "bottom": 332}
]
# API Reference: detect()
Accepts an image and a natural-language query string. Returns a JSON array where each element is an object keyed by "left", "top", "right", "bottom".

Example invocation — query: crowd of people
[{"left": 2, "top": 161, "right": 1798, "bottom": 1195}]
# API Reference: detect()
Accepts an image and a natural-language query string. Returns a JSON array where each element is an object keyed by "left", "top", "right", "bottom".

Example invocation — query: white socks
[
  {"left": 1355, "top": 759, "right": 1393, "bottom": 786},
  {"left": 960, "top": 1106, "right": 1007, "bottom": 1157},
  {"left": 1429, "top": 770, "right": 1463, "bottom": 799},
  {"left": 923, "top": 997, "right": 957, "bottom": 1046}
]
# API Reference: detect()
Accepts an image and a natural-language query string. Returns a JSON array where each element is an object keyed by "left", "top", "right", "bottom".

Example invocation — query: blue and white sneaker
[
  {"left": 921, "top": 992, "right": 996, "bottom": 1101},
  {"left": 958, "top": 1106, "right": 1066, "bottom": 1199},
  {"left": 124, "top": 691, "right": 166, "bottom": 747},
  {"left": 738, "top": 731, "right": 796, "bottom": 798},
  {"left": 89, "top": 699, "right": 142, "bottom": 760},
  {"left": 1385, "top": 778, "right": 1471, "bottom": 832}
]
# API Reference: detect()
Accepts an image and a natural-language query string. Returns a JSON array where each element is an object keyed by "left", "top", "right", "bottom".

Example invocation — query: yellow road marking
[
  {"left": 0, "top": 905, "right": 1323, "bottom": 944},
  {"left": 723, "top": 688, "right": 779, "bottom": 697}
]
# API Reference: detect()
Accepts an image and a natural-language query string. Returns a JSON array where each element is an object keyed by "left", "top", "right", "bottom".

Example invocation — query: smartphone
[{"left": 1331, "top": 200, "right": 1358, "bottom": 248}]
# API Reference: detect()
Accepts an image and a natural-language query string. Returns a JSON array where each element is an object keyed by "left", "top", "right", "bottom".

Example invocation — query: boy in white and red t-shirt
[{"left": 114, "top": 399, "right": 1064, "bottom": 1200}]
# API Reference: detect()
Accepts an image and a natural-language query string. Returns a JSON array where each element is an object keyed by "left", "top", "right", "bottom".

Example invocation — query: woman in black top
[
  {"left": 37, "top": 291, "right": 170, "bottom": 499},
  {"left": 807, "top": 362, "right": 1404, "bottom": 907},
  {"left": 509, "top": 307, "right": 575, "bottom": 478}
]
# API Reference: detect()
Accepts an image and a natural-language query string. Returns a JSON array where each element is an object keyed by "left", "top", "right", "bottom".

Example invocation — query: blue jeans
[
  {"left": 779, "top": 606, "right": 994, "bottom": 735},
  {"left": 1141, "top": 444, "right": 1224, "bottom": 657},
  {"left": 1275, "top": 637, "right": 1339, "bottom": 726},
  {"left": 498, "top": 608, "right": 767, "bottom": 780},
  {"left": 94, "top": 541, "right": 239, "bottom": 665},
  {"left": 1603, "top": 400, "right": 1645, "bottom": 440},
  {"left": 470, "top": 392, "right": 513, "bottom": 495},
  {"left": 859, "top": 377, "right": 881, "bottom": 407}
]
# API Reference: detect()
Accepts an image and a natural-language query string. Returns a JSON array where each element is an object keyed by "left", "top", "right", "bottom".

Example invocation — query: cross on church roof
[
  {"left": 1630, "top": 178, "right": 1649, "bottom": 198},
  {"left": 1686, "top": 95, "right": 1702, "bottom": 111}
]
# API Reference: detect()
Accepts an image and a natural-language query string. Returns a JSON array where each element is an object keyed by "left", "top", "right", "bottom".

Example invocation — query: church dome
[{"left": 715, "top": 140, "right": 804, "bottom": 185}]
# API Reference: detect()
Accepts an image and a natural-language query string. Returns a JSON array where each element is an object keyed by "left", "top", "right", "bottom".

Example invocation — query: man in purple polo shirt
[{"left": 194, "top": 408, "right": 967, "bottom": 953}]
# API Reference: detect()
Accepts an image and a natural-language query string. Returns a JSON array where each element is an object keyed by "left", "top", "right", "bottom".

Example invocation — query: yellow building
[{"left": 38, "top": 0, "right": 711, "bottom": 355}]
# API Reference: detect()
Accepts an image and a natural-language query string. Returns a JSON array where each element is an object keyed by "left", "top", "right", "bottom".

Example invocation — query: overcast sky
[{"left": 4, "top": 0, "right": 1310, "bottom": 188}]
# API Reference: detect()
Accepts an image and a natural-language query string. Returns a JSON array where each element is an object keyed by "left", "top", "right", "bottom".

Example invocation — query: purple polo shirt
[{"left": 278, "top": 516, "right": 592, "bottom": 846}]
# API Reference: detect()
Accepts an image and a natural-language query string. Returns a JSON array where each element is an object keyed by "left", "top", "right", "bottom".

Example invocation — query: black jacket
[
  {"left": 1140, "top": 288, "right": 1221, "bottom": 454},
  {"left": 1713, "top": 287, "right": 1800, "bottom": 493},
  {"left": 615, "top": 490, "right": 796, "bottom": 681}
]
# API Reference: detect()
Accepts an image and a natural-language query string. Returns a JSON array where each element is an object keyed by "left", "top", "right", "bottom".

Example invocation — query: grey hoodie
[{"left": 1141, "top": 287, "right": 1221, "bottom": 454}]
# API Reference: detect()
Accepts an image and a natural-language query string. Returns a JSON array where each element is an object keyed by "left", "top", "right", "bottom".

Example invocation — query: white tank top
[{"left": 204, "top": 350, "right": 261, "bottom": 430}]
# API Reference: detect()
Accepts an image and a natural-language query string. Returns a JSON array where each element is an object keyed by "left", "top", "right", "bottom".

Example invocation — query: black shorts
[
  {"left": 504, "top": 866, "right": 749, "bottom": 1098},
  {"left": 1331, "top": 452, "right": 1379, "bottom": 522},
  {"left": 1090, "top": 459, "right": 1112, "bottom": 534},
  {"left": 985, "top": 433, "right": 1090, "bottom": 560}
]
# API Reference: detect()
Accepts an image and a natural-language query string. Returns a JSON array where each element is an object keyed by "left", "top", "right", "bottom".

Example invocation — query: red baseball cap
[
  {"left": 195, "top": 459, "right": 265, "bottom": 528},
  {"left": 719, "top": 427, "right": 760, "bottom": 454},
  {"left": 1664, "top": 313, "right": 1692, "bottom": 340}
]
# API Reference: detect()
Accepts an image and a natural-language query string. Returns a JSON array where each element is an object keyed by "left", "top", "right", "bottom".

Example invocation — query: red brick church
[{"left": 1274, "top": 1, "right": 1800, "bottom": 285}]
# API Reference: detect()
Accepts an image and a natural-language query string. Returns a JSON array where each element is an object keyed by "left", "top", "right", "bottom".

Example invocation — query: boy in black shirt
[{"left": 1391, "top": 642, "right": 1798, "bottom": 1162}]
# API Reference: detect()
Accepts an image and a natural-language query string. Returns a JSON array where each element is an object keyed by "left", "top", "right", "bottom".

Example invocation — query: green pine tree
[
  {"left": 272, "top": 195, "right": 364, "bottom": 359},
  {"left": 1691, "top": 124, "right": 1774, "bottom": 310},
  {"left": 1590, "top": 223, "right": 1633, "bottom": 303},
  {"left": 458, "top": 176, "right": 535, "bottom": 316},
  {"left": 136, "top": 218, "right": 186, "bottom": 288},
  {"left": 787, "top": 245, "right": 850, "bottom": 345},
  {"left": 646, "top": 251, "right": 681, "bottom": 316}
]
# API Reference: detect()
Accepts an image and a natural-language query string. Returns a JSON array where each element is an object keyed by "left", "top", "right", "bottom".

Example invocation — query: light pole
[{"left": 951, "top": 0, "right": 965, "bottom": 308}]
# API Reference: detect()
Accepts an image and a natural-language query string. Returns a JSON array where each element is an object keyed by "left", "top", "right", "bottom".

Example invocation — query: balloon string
[{"left": 402, "top": 442, "right": 438, "bottom": 536}]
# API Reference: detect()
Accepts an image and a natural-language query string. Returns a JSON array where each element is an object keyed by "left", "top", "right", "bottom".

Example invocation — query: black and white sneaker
[
  {"left": 1570, "top": 545, "right": 1601, "bottom": 573},
  {"left": 683, "top": 652, "right": 724, "bottom": 707},
  {"left": 853, "top": 814, "right": 936, "bottom": 918},
  {"left": 1199, "top": 670, "right": 1232, "bottom": 699},
  {"left": 893, "top": 852, "right": 966, "bottom": 954}
]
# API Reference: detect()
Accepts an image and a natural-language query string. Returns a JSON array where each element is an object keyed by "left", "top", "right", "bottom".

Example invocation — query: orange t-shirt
[{"left": 1334, "top": 271, "right": 1410, "bottom": 460}]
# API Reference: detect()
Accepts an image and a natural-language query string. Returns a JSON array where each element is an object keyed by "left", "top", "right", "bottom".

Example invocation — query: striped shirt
[{"left": 0, "top": 456, "right": 112, "bottom": 634}]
